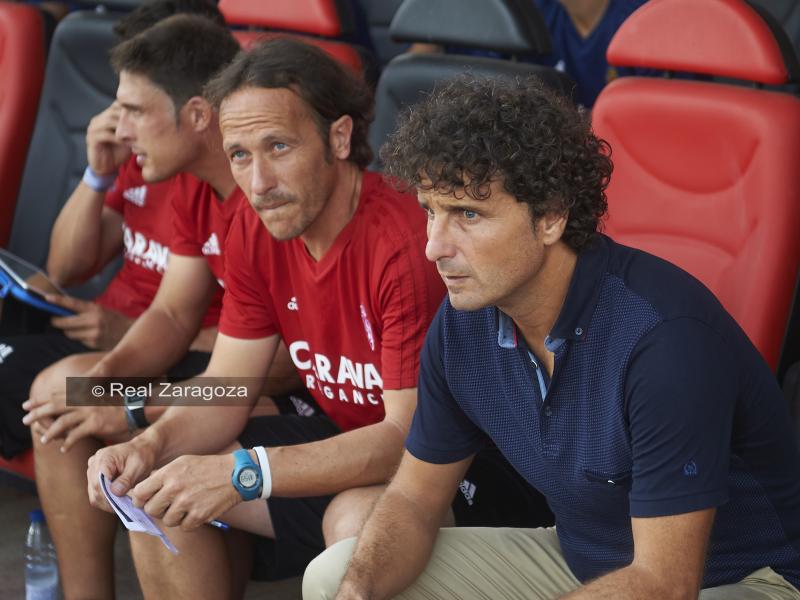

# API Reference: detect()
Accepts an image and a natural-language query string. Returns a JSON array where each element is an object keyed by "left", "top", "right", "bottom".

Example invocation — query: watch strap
[
  {"left": 129, "top": 405, "right": 148, "bottom": 429},
  {"left": 124, "top": 407, "right": 138, "bottom": 433},
  {"left": 124, "top": 391, "right": 148, "bottom": 431}
]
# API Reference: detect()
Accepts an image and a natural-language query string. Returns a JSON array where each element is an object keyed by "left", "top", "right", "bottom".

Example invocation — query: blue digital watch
[{"left": 231, "top": 448, "right": 261, "bottom": 501}]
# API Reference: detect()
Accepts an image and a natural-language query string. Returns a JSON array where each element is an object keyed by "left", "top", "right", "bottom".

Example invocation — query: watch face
[{"left": 238, "top": 467, "right": 259, "bottom": 489}]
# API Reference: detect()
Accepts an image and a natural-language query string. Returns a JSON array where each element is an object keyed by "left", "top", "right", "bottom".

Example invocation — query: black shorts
[
  {"left": 0, "top": 329, "right": 210, "bottom": 459},
  {"left": 237, "top": 398, "right": 554, "bottom": 581},
  {"left": 237, "top": 391, "right": 338, "bottom": 581}
]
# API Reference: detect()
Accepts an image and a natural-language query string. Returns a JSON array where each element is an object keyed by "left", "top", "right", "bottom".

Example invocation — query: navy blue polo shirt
[
  {"left": 533, "top": 0, "right": 648, "bottom": 107},
  {"left": 407, "top": 234, "right": 800, "bottom": 587}
]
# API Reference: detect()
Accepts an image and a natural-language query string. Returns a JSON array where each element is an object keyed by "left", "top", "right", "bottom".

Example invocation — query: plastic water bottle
[{"left": 25, "top": 509, "right": 59, "bottom": 600}]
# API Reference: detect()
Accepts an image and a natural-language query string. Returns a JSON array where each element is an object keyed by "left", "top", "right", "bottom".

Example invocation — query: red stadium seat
[
  {"left": 0, "top": 4, "right": 45, "bottom": 247},
  {"left": 0, "top": 448, "right": 35, "bottom": 482},
  {"left": 220, "top": 0, "right": 363, "bottom": 73},
  {"left": 232, "top": 30, "right": 362, "bottom": 73},
  {"left": 220, "top": 0, "right": 349, "bottom": 36},
  {"left": 593, "top": 0, "right": 800, "bottom": 370}
]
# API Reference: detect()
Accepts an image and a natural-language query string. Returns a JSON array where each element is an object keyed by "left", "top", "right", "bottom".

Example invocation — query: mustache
[
  {"left": 251, "top": 191, "right": 295, "bottom": 211},
  {"left": 436, "top": 260, "right": 466, "bottom": 275}
]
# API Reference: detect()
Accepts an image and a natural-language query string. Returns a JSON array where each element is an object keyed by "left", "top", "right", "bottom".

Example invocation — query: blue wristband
[{"left": 82, "top": 165, "right": 117, "bottom": 193}]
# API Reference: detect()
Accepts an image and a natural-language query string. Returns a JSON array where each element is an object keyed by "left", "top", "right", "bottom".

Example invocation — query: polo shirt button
[
  {"left": 544, "top": 406, "right": 553, "bottom": 417},
  {"left": 575, "top": 327, "right": 583, "bottom": 336}
]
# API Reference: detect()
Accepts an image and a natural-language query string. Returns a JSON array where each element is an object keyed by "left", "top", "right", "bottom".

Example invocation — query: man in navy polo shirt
[{"left": 303, "top": 75, "right": 800, "bottom": 599}]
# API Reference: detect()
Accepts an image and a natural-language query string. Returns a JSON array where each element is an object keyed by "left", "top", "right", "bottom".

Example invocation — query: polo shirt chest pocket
[
  {"left": 582, "top": 468, "right": 633, "bottom": 507},
  {"left": 584, "top": 468, "right": 632, "bottom": 489}
]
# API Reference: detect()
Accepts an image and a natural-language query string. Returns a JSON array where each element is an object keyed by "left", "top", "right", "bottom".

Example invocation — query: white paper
[{"left": 99, "top": 473, "right": 178, "bottom": 554}]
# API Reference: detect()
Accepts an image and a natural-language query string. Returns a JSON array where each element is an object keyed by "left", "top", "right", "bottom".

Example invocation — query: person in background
[
  {"left": 534, "top": 0, "right": 648, "bottom": 107},
  {"left": 19, "top": 10, "right": 246, "bottom": 599},
  {"left": 0, "top": 0, "right": 226, "bottom": 462},
  {"left": 411, "top": 0, "right": 648, "bottom": 107}
]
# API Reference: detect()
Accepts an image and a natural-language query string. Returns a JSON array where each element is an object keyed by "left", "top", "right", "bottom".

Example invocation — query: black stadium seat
[
  {"left": 8, "top": 10, "right": 123, "bottom": 299},
  {"left": 357, "top": 0, "right": 408, "bottom": 69},
  {"left": 368, "top": 0, "right": 575, "bottom": 170},
  {"left": 750, "top": 0, "right": 800, "bottom": 54}
]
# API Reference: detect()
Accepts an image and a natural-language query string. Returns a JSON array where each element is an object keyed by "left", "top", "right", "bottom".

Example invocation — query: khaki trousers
[{"left": 303, "top": 527, "right": 800, "bottom": 600}]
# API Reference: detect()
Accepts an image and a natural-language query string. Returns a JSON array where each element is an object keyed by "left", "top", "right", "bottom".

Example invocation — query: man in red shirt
[
  {"left": 0, "top": 0, "right": 227, "bottom": 462},
  {"left": 20, "top": 13, "right": 246, "bottom": 600},
  {"left": 87, "top": 39, "right": 552, "bottom": 598}
]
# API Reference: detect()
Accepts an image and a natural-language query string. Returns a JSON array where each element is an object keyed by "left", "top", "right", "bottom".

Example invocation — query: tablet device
[{"left": 0, "top": 249, "right": 74, "bottom": 316}]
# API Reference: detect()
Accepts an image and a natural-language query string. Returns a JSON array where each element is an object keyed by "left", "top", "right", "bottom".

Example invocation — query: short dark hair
[
  {"left": 110, "top": 14, "right": 239, "bottom": 110},
  {"left": 205, "top": 38, "right": 374, "bottom": 169},
  {"left": 113, "top": 0, "right": 225, "bottom": 40},
  {"left": 381, "top": 76, "right": 612, "bottom": 252}
]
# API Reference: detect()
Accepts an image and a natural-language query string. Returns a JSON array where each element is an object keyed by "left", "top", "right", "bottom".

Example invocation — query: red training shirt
[
  {"left": 220, "top": 170, "right": 446, "bottom": 432},
  {"left": 94, "top": 157, "right": 216, "bottom": 327},
  {"left": 169, "top": 173, "right": 246, "bottom": 324}
]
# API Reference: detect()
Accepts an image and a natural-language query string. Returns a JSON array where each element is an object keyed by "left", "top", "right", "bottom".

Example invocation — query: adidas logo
[
  {"left": 122, "top": 186, "right": 147, "bottom": 207},
  {"left": 458, "top": 479, "right": 476, "bottom": 506},
  {"left": 289, "top": 395, "right": 315, "bottom": 417},
  {"left": 0, "top": 343, "right": 14, "bottom": 364},
  {"left": 202, "top": 233, "right": 221, "bottom": 256}
]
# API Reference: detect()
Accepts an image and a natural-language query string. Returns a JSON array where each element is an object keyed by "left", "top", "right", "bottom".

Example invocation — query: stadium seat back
[
  {"left": 221, "top": 0, "right": 363, "bottom": 73},
  {"left": 369, "top": 0, "right": 575, "bottom": 169},
  {"left": 219, "top": 0, "right": 354, "bottom": 36},
  {"left": 357, "top": 0, "right": 408, "bottom": 68},
  {"left": 232, "top": 30, "right": 362, "bottom": 73},
  {"left": 750, "top": 0, "right": 800, "bottom": 55},
  {"left": 593, "top": 0, "right": 800, "bottom": 369},
  {"left": 8, "top": 10, "right": 120, "bottom": 301},
  {"left": 0, "top": 4, "right": 45, "bottom": 247}
]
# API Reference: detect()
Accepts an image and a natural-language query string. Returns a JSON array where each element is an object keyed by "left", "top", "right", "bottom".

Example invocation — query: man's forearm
[
  {"left": 561, "top": 564, "right": 698, "bottom": 600},
  {"left": 93, "top": 307, "right": 199, "bottom": 377},
  {"left": 338, "top": 487, "right": 442, "bottom": 600},
  {"left": 138, "top": 403, "right": 254, "bottom": 468},
  {"left": 268, "top": 418, "right": 406, "bottom": 498},
  {"left": 48, "top": 182, "right": 108, "bottom": 285}
]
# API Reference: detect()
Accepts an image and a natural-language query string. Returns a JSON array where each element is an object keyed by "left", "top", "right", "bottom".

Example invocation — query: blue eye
[
  {"left": 463, "top": 210, "right": 477, "bottom": 219},
  {"left": 230, "top": 150, "right": 247, "bottom": 162},
  {"left": 273, "top": 142, "right": 287, "bottom": 151}
]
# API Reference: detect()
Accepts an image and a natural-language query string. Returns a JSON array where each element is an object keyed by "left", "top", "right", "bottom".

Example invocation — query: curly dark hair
[{"left": 381, "top": 75, "right": 612, "bottom": 252}]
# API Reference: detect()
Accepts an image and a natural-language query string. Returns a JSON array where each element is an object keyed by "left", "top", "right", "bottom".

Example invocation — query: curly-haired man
[{"left": 303, "top": 76, "right": 800, "bottom": 599}]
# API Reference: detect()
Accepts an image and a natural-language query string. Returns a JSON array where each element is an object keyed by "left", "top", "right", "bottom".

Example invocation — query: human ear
[
  {"left": 539, "top": 211, "right": 568, "bottom": 245},
  {"left": 182, "top": 96, "right": 213, "bottom": 133},
  {"left": 328, "top": 114, "right": 353, "bottom": 160}
]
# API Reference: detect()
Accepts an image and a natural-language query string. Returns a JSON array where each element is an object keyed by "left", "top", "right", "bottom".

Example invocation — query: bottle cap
[{"left": 29, "top": 509, "right": 45, "bottom": 524}]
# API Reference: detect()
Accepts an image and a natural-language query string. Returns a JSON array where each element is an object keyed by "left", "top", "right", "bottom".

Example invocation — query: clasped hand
[{"left": 88, "top": 444, "right": 240, "bottom": 531}]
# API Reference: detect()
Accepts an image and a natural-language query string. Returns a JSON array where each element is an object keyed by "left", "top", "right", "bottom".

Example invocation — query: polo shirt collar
[
  {"left": 496, "top": 233, "right": 610, "bottom": 347},
  {"left": 549, "top": 233, "right": 609, "bottom": 341}
]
